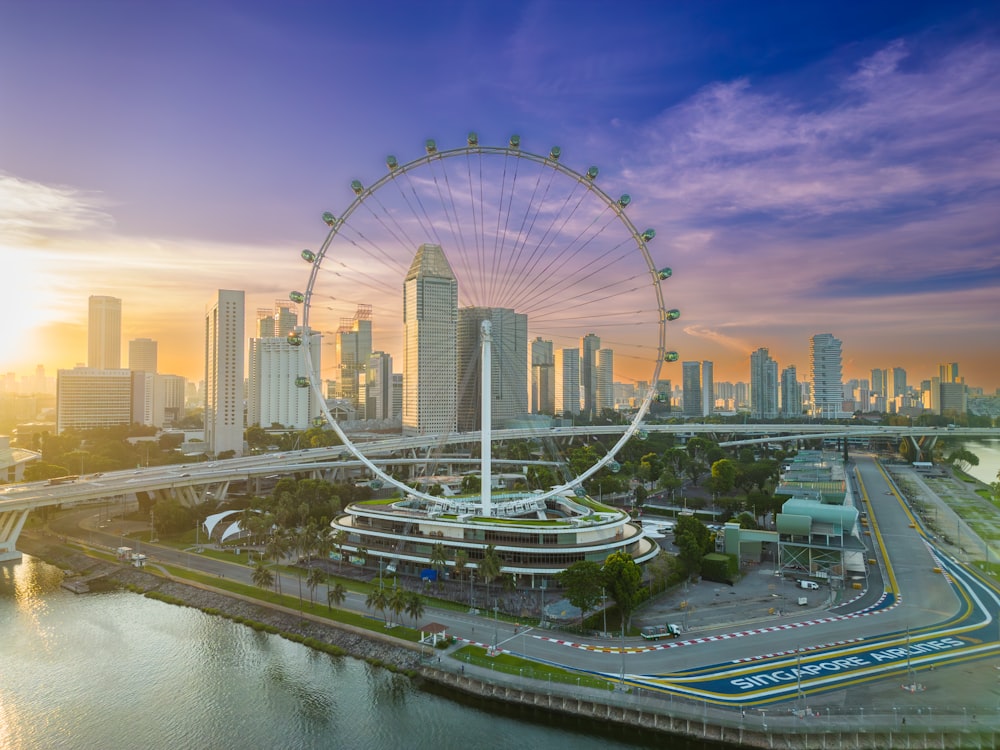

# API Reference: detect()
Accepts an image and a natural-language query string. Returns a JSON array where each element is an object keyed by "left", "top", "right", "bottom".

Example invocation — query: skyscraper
[
  {"left": 682, "top": 361, "right": 702, "bottom": 418},
  {"left": 56, "top": 367, "right": 133, "bottom": 433},
  {"left": 256, "top": 301, "right": 298, "bottom": 338},
  {"left": 128, "top": 338, "right": 157, "bottom": 374},
  {"left": 810, "top": 333, "right": 843, "bottom": 419},
  {"left": 530, "top": 337, "right": 555, "bottom": 415},
  {"left": 205, "top": 290, "right": 245, "bottom": 456},
  {"left": 780, "top": 365, "right": 801, "bottom": 418},
  {"left": 580, "top": 333, "right": 600, "bottom": 419},
  {"left": 336, "top": 304, "right": 373, "bottom": 410},
  {"left": 402, "top": 244, "right": 457, "bottom": 435},
  {"left": 364, "top": 352, "right": 394, "bottom": 422},
  {"left": 701, "top": 360, "right": 714, "bottom": 416},
  {"left": 554, "top": 348, "right": 581, "bottom": 417},
  {"left": 596, "top": 348, "right": 614, "bottom": 415},
  {"left": 750, "top": 348, "right": 779, "bottom": 419},
  {"left": 88, "top": 295, "right": 121, "bottom": 369},
  {"left": 939, "top": 362, "right": 960, "bottom": 384},
  {"left": 456, "top": 307, "right": 528, "bottom": 431},
  {"left": 247, "top": 330, "right": 320, "bottom": 429}
]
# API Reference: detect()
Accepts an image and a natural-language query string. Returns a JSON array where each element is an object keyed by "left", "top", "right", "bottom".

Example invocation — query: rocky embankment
[{"left": 18, "top": 532, "right": 423, "bottom": 674}]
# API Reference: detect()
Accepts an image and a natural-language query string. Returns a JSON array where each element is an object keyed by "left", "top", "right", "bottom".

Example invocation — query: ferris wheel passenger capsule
[
  {"left": 289, "top": 291, "right": 305, "bottom": 304},
  {"left": 322, "top": 211, "right": 337, "bottom": 226},
  {"left": 665, "top": 309, "right": 680, "bottom": 321},
  {"left": 386, "top": 155, "right": 398, "bottom": 170},
  {"left": 586, "top": 166, "right": 599, "bottom": 180},
  {"left": 467, "top": 132, "right": 479, "bottom": 146},
  {"left": 312, "top": 416, "right": 325, "bottom": 427},
  {"left": 425, "top": 139, "right": 437, "bottom": 154},
  {"left": 618, "top": 194, "right": 631, "bottom": 208},
  {"left": 658, "top": 267, "right": 673, "bottom": 280},
  {"left": 287, "top": 333, "right": 302, "bottom": 346},
  {"left": 608, "top": 460, "right": 621, "bottom": 473},
  {"left": 350, "top": 180, "right": 364, "bottom": 195},
  {"left": 664, "top": 351, "right": 679, "bottom": 362},
  {"left": 509, "top": 134, "right": 521, "bottom": 149},
  {"left": 301, "top": 249, "right": 316, "bottom": 263},
  {"left": 641, "top": 228, "right": 656, "bottom": 242},
  {"left": 549, "top": 146, "right": 561, "bottom": 160},
  {"left": 657, "top": 391, "right": 670, "bottom": 404},
  {"left": 295, "top": 376, "right": 310, "bottom": 388}
]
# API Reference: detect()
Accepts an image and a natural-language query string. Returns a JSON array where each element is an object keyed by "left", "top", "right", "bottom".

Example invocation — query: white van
[{"left": 799, "top": 580, "right": 820, "bottom": 590}]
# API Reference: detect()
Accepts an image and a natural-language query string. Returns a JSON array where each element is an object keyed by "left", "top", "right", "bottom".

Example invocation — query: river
[
  {"left": 0, "top": 554, "right": 722, "bottom": 750},
  {"left": 962, "top": 439, "right": 1000, "bottom": 486}
]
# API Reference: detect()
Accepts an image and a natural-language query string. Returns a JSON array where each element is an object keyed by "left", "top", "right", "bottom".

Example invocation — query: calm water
[
  {"left": 963, "top": 439, "right": 1000, "bottom": 486},
  {"left": 0, "top": 555, "right": 713, "bottom": 750}
]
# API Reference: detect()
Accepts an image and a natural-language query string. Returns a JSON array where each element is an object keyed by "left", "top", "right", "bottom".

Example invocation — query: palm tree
[
  {"left": 252, "top": 560, "right": 274, "bottom": 592},
  {"left": 314, "top": 528, "right": 333, "bottom": 568},
  {"left": 453, "top": 549, "right": 469, "bottom": 582},
  {"left": 366, "top": 587, "right": 388, "bottom": 623},
  {"left": 332, "top": 529, "right": 347, "bottom": 571},
  {"left": 265, "top": 530, "right": 290, "bottom": 594},
  {"left": 404, "top": 591, "right": 425, "bottom": 627},
  {"left": 387, "top": 585, "right": 408, "bottom": 627},
  {"left": 479, "top": 544, "right": 503, "bottom": 610},
  {"left": 429, "top": 542, "right": 448, "bottom": 591},
  {"left": 327, "top": 582, "right": 347, "bottom": 611},
  {"left": 306, "top": 566, "right": 326, "bottom": 606}
]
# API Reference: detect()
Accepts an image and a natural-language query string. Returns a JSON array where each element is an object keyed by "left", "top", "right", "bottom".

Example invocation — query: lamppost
[{"left": 602, "top": 587, "right": 607, "bottom": 636}]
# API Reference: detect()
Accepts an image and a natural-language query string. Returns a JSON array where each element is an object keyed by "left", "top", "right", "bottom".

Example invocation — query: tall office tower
[
  {"left": 701, "top": 360, "right": 714, "bottom": 416},
  {"left": 809, "top": 333, "right": 843, "bottom": 419},
  {"left": 402, "top": 244, "right": 457, "bottom": 435},
  {"left": 750, "top": 348, "right": 779, "bottom": 419},
  {"left": 682, "top": 361, "right": 702, "bottom": 417},
  {"left": 553, "top": 348, "right": 581, "bottom": 417},
  {"left": 247, "top": 329, "right": 320, "bottom": 429},
  {"left": 596, "top": 348, "right": 614, "bottom": 415},
  {"left": 780, "top": 365, "right": 801, "bottom": 418},
  {"left": 858, "top": 379, "right": 871, "bottom": 413},
  {"left": 939, "top": 381, "right": 967, "bottom": 416},
  {"left": 579, "top": 333, "right": 601, "bottom": 419},
  {"left": 734, "top": 381, "right": 749, "bottom": 410},
  {"left": 364, "top": 352, "right": 394, "bottom": 421},
  {"left": 649, "top": 378, "right": 672, "bottom": 415},
  {"left": 88, "top": 295, "right": 122, "bottom": 369},
  {"left": 456, "top": 307, "right": 528, "bottom": 431},
  {"left": 56, "top": 367, "right": 133, "bottom": 433},
  {"left": 128, "top": 338, "right": 158, "bottom": 374},
  {"left": 891, "top": 367, "right": 907, "bottom": 399},
  {"left": 391, "top": 374, "right": 403, "bottom": 419},
  {"left": 530, "top": 337, "right": 555, "bottom": 414},
  {"left": 870, "top": 368, "right": 887, "bottom": 397},
  {"left": 939, "top": 362, "right": 960, "bottom": 384},
  {"left": 257, "top": 301, "right": 299, "bottom": 338},
  {"left": 205, "top": 290, "right": 245, "bottom": 456},
  {"left": 335, "top": 304, "right": 373, "bottom": 409},
  {"left": 156, "top": 374, "right": 187, "bottom": 427}
]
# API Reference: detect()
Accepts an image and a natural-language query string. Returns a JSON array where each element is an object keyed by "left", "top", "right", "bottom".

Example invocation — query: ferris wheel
[{"left": 293, "top": 133, "right": 679, "bottom": 506}]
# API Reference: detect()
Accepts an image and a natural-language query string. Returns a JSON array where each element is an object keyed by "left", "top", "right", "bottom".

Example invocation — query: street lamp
[{"left": 602, "top": 587, "right": 607, "bottom": 636}]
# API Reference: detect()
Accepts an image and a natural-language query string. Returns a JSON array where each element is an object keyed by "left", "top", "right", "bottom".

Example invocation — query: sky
[{"left": 2, "top": 1, "right": 999, "bottom": 392}]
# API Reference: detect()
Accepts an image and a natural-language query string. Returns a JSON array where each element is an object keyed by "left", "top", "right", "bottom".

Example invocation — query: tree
[
  {"left": 264, "top": 530, "right": 290, "bottom": 593},
  {"left": 479, "top": 544, "right": 503, "bottom": 608},
  {"left": 252, "top": 560, "right": 274, "bottom": 592},
  {"left": 404, "top": 591, "right": 426, "bottom": 626},
  {"left": 602, "top": 551, "right": 643, "bottom": 631},
  {"left": 735, "top": 511, "right": 758, "bottom": 530},
  {"left": 674, "top": 515, "right": 713, "bottom": 577},
  {"left": 429, "top": 542, "right": 448, "bottom": 590},
  {"left": 453, "top": 549, "right": 469, "bottom": 581},
  {"left": 460, "top": 474, "right": 481, "bottom": 493},
  {"left": 327, "top": 582, "right": 347, "bottom": 611},
  {"left": 946, "top": 448, "right": 979, "bottom": 473},
  {"left": 306, "top": 566, "right": 326, "bottom": 606},
  {"left": 387, "top": 585, "right": 408, "bottom": 626},
  {"left": 332, "top": 529, "right": 347, "bottom": 571},
  {"left": 366, "top": 587, "right": 389, "bottom": 623},
  {"left": 709, "top": 458, "right": 737, "bottom": 496},
  {"left": 558, "top": 561, "right": 604, "bottom": 624}
]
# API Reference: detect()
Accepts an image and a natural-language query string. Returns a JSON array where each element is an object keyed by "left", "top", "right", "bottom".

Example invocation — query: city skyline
[{"left": 2, "top": 3, "right": 999, "bottom": 389}]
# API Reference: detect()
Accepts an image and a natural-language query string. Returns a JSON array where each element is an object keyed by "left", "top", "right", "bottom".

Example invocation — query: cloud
[{"left": 0, "top": 173, "right": 115, "bottom": 242}]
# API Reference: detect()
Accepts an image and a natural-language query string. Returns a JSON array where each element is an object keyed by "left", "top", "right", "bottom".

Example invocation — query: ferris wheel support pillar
[{"left": 480, "top": 320, "right": 492, "bottom": 518}]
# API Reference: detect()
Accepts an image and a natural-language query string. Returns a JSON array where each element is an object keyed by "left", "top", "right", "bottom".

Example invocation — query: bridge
[{"left": 2, "top": 423, "right": 996, "bottom": 561}]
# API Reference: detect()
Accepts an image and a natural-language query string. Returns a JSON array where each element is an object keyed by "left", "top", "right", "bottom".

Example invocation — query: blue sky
[{"left": 1, "top": 1, "right": 998, "bottom": 391}]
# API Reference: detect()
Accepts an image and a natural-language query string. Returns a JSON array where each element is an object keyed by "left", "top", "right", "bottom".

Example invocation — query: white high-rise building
[
  {"left": 88, "top": 295, "right": 122, "bottom": 370},
  {"left": 750, "top": 348, "right": 779, "bottom": 419},
  {"left": 530, "top": 337, "right": 555, "bottom": 415},
  {"left": 810, "top": 333, "right": 843, "bottom": 419},
  {"left": 364, "top": 352, "right": 394, "bottom": 421},
  {"left": 402, "top": 244, "right": 457, "bottom": 435},
  {"left": 336, "top": 304, "right": 373, "bottom": 410},
  {"left": 247, "top": 331, "right": 320, "bottom": 429},
  {"left": 780, "top": 365, "right": 801, "bottom": 418},
  {"left": 457, "top": 307, "right": 528, "bottom": 431},
  {"left": 580, "top": 333, "right": 600, "bottom": 419},
  {"left": 596, "top": 348, "right": 614, "bottom": 415},
  {"left": 205, "top": 290, "right": 245, "bottom": 456},
  {"left": 554, "top": 348, "right": 580, "bottom": 417},
  {"left": 128, "top": 338, "right": 158, "bottom": 374}
]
